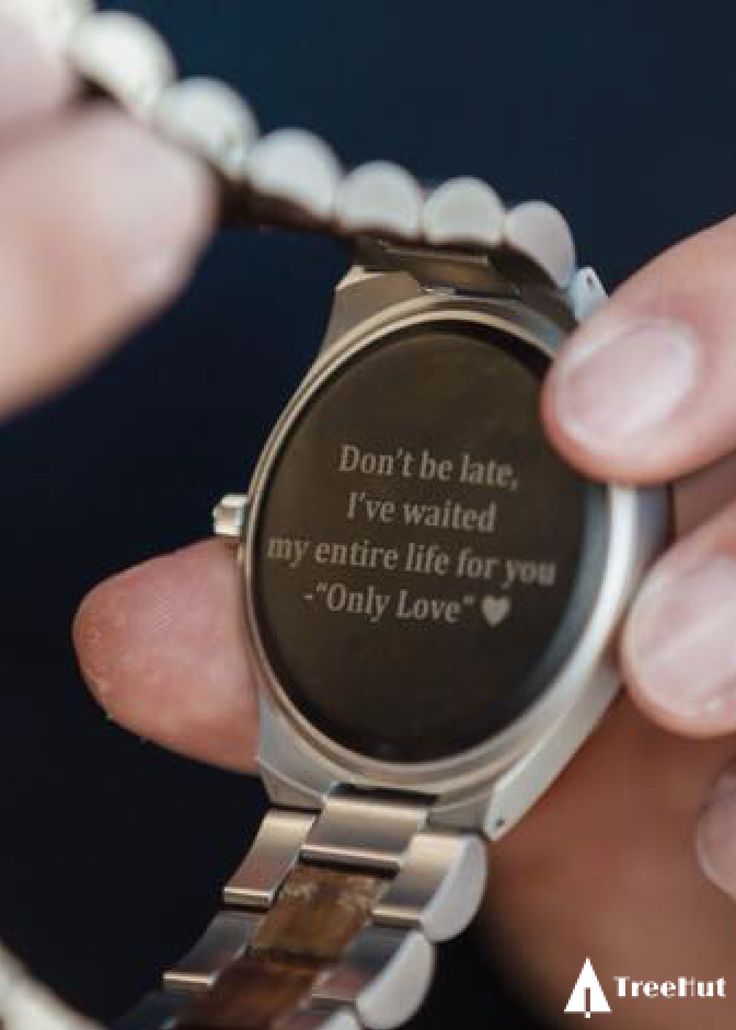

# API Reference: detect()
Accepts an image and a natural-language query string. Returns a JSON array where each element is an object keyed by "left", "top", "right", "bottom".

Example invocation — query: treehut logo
[
  {"left": 565, "top": 960, "right": 611, "bottom": 1018},
  {"left": 564, "top": 958, "right": 727, "bottom": 1018}
]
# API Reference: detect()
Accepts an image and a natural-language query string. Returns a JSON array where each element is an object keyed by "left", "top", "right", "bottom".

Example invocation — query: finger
[
  {"left": 541, "top": 217, "right": 736, "bottom": 483},
  {"left": 73, "top": 540, "right": 259, "bottom": 773},
  {"left": 621, "top": 499, "right": 736, "bottom": 736},
  {"left": 0, "top": 106, "right": 214, "bottom": 418},
  {"left": 0, "top": 10, "right": 73, "bottom": 133},
  {"left": 696, "top": 758, "right": 736, "bottom": 902}
]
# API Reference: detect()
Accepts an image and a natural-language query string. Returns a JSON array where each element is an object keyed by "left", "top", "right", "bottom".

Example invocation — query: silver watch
[
  {"left": 157, "top": 246, "right": 664, "bottom": 1030},
  {"left": 7, "top": 5, "right": 672, "bottom": 1030},
  {"left": 125, "top": 243, "right": 665, "bottom": 1027}
]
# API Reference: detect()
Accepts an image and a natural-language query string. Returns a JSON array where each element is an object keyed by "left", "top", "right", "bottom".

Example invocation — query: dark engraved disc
[{"left": 252, "top": 322, "right": 607, "bottom": 764}]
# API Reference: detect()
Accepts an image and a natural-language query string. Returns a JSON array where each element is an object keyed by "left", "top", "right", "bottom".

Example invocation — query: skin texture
[{"left": 2, "top": 11, "right": 736, "bottom": 1030}]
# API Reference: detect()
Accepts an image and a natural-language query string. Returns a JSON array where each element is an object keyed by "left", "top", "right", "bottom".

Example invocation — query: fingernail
[
  {"left": 697, "top": 765, "right": 736, "bottom": 898},
  {"left": 0, "top": 13, "right": 73, "bottom": 128},
  {"left": 82, "top": 111, "right": 214, "bottom": 304},
  {"left": 625, "top": 555, "right": 736, "bottom": 723},
  {"left": 553, "top": 319, "right": 699, "bottom": 447}
]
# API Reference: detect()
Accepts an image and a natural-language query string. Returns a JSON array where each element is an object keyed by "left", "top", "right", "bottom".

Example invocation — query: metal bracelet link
[
  {"left": 300, "top": 793, "right": 428, "bottom": 872},
  {"left": 4, "top": 0, "right": 601, "bottom": 306},
  {"left": 131, "top": 794, "right": 486, "bottom": 1030}
]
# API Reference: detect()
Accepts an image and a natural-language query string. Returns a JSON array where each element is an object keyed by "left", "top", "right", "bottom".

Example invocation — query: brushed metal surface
[
  {"left": 163, "top": 911, "right": 259, "bottom": 994},
  {"left": 224, "top": 809, "right": 315, "bottom": 910},
  {"left": 301, "top": 793, "right": 427, "bottom": 872},
  {"left": 372, "top": 830, "right": 487, "bottom": 941},
  {"left": 315, "top": 926, "right": 435, "bottom": 1030}
]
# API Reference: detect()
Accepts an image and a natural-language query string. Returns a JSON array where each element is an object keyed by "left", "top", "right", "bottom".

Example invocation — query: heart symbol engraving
[{"left": 481, "top": 594, "right": 512, "bottom": 628}]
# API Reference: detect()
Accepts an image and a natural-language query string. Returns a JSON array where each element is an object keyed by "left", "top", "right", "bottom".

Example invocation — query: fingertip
[
  {"left": 0, "top": 12, "right": 75, "bottom": 131},
  {"left": 696, "top": 764, "right": 736, "bottom": 900},
  {"left": 0, "top": 106, "right": 217, "bottom": 417},
  {"left": 541, "top": 321, "right": 701, "bottom": 485},
  {"left": 74, "top": 540, "right": 258, "bottom": 773},
  {"left": 539, "top": 363, "right": 601, "bottom": 478},
  {"left": 620, "top": 539, "right": 736, "bottom": 739},
  {"left": 620, "top": 646, "right": 726, "bottom": 741},
  {"left": 542, "top": 219, "right": 736, "bottom": 484},
  {"left": 75, "top": 106, "right": 217, "bottom": 287}
]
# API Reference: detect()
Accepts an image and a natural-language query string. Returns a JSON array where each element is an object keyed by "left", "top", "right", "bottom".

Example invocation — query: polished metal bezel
[{"left": 240, "top": 289, "right": 658, "bottom": 803}]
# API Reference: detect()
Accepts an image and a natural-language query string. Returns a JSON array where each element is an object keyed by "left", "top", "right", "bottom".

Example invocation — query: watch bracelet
[
  {"left": 117, "top": 791, "right": 486, "bottom": 1030},
  {"left": 4, "top": 0, "right": 603, "bottom": 316}
]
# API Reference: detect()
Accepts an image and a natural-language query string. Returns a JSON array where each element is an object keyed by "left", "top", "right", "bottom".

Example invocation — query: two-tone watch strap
[
  {"left": 117, "top": 791, "right": 486, "bottom": 1030},
  {"left": 4, "top": 0, "right": 603, "bottom": 320}
]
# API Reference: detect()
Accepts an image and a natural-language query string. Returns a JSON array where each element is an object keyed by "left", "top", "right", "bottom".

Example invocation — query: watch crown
[{"left": 213, "top": 493, "right": 249, "bottom": 542}]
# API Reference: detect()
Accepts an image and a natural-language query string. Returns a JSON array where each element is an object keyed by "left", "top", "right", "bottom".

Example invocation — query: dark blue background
[{"left": 1, "top": 1, "right": 735, "bottom": 1026}]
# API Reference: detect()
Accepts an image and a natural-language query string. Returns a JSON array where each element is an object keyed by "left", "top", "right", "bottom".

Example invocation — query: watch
[
  {"left": 140, "top": 250, "right": 666, "bottom": 1030},
  {"left": 6, "top": 5, "right": 674, "bottom": 1030}
]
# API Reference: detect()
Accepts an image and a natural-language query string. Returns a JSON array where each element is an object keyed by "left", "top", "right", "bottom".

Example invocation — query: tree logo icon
[{"left": 565, "top": 958, "right": 612, "bottom": 1018}]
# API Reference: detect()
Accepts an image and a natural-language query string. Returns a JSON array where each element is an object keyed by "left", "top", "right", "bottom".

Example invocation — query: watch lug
[
  {"left": 257, "top": 694, "right": 338, "bottom": 811},
  {"left": 480, "top": 662, "right": 619, "bottom": 840},
  {"left": 320, "top": 266, "right": 424, "bottom": 355}
]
